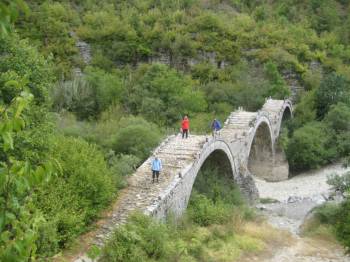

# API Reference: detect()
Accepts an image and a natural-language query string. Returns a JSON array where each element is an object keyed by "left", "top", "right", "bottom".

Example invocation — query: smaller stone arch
[
  {"left": 247, "top": 116, "right": 275, "bottom": 181},
  {"left": 272, "top": 102, "right": 293, "bottom": 181}
]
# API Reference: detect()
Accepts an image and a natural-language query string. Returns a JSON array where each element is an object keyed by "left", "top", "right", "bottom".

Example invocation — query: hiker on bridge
[
  {"left": 181, "top": 115, "right": 190, "bottom": 139},
  {"left": 151, "top": 155, "right": 162, "bottom": 183},
  {"left": 211, "top": 118, "right": 222, "bottom": 138}
]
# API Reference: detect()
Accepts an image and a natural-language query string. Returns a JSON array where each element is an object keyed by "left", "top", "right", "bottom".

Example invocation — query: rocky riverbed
[{"left": 254, "top": 163, "right": 350, "bottom": 262}]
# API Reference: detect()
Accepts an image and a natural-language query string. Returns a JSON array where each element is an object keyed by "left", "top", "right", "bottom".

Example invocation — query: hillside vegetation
[{"left": 1, "top": 0, "right": 350, "bottom": 260}]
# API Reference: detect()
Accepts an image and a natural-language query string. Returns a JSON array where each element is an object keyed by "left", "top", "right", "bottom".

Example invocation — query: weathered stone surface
[{"left": 73, "top": 99, "right": 293, "bottom": 262}]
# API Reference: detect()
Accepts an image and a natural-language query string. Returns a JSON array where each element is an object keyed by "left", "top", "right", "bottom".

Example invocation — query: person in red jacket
[{"left": 181, "top": 115, "right": 189, "bottom": 139}]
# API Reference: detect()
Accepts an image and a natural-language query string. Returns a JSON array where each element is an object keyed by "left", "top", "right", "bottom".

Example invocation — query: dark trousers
[
  {"left": 152, "top": 170, "right": 159, "bottom": 182},
  {"left": 182, "top": 129, "right": 188, "bottom": 139}
]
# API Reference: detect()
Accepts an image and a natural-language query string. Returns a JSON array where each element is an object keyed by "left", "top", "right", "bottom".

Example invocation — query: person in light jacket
[{"left": 151, "top": 155, "right": 162, "bottom": 183}]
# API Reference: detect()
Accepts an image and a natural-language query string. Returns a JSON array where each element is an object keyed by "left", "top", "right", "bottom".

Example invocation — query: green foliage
[
  {"left": 327, "top": 172, "right": 350, "bottom": 194},
  {"left": 18, "top": 1, "right": 79, "bottom": 77},
  {"left": 324, "top": 103, "right": 350, "bottom": 156},
  {"left": 53, "top": 67, "right": 123, "bottom": 119},
  {"left": 264, "top": 61, "right": 290, "bottom": 99},
  {"left": 0, "top": 0, "right": 29, "bottom": 35},
  {"left": 0, "top": 90, "right": 59, "bottom": 261},
  {"left": 334, "top": 198, "right": 350, "bottom": 249},
  {"left": 286, "top": 122, "right": 333, "bottom": 171},
  {"left": 124, "top": 63, "right": 206, "bottom": 126},
  {"left": 109, "top": 154, "right": 141, "bottom": 177},
  {"left": 100, "top": 214, "right": 172, "bottom": 262},
  {"left": 315, "top": 73, "right": 350, "bottom": 119},
  {"left": 187, "top": 192, "right": 233, "bottom": 226},
  {"left": 290, "top": 90, "right": 316, "bottom": 129},
  {"left": 314, "top": 203, "right": 340, "bottom": 224},
  {"left": 34, "top": 135, "right": 119, "bottom": 253},
  {"left": 112, "top": 116, "right": 162, "bottom": 160},
  {"left": 0, "top": 33, "right": 54, "bottom": 106}
]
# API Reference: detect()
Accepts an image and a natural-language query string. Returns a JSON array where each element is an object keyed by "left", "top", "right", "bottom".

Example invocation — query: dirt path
[{"left": 253, "top": 163, "right": 350, "bottom": 262}]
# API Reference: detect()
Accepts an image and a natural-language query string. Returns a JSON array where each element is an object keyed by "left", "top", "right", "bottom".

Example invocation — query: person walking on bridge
[
  {"left": 181, "top": 115, "right": 190, "bottom": 139},
  {"left": 211, "top": 118, "right": 222, "bottom": 138},
  {"left": 151, "top": 155, "right": 162, "bottom": 183}
]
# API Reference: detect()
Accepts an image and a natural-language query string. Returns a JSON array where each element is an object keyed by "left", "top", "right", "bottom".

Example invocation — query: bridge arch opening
[
  {"left": 282, "top": 106, "right": 292, "bottom": 122},
  {"left": 188, "top": 149, "right": 243, "bottom": 207},
  {"left": 247, "top": 121, "right": 274, "bottom": 181},
  {"left": 272, "top": 105, "right": 292, "bottom": 181}
]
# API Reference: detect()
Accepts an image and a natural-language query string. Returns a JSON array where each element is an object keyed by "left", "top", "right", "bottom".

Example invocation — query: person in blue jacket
[
  {"left": 151, "top": 155, "right": 162, "bottom": 183},
  {"left": 211, "top": 118, "right": 222, "bottom": 137}
]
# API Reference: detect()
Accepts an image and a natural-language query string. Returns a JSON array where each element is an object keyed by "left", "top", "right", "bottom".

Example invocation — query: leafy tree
[
  {"left": 0, "top": 0, "right": 29, "bottom": 35},
  {"left": 0, "top": 90, "right": 58, "bottom": 261},
  {"left": 264, "top": 61, "right": 290, "bottom": 99},
  {"left": 315, "top": 72, "right": 350, "bottom": 118},
  {"left": 286, "top": 122, "right": 333, "bottom": 171},
  {"left": 324, "top": 103, "right": 350, "bottom": 156},
  {"left": 289, "top": 90, "right": 316, "bottom": 129},
  {"left": 0, "top": 34, "right": 54, "bottom": 106},
  {"left": 112, "top": 117, "right": 161, "bottom": 160},
  {"left": 17, "top": 1, "right": 79, "bottom": 77},
  {"left": 124, "top": 64, "right": 206, "bottom": 125},
  {"left": 34, "top": 136, "right": 117, "bottom": 252}
]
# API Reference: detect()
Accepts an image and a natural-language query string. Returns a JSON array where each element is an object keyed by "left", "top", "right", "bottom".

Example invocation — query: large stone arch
[
  {"left": 148, "top": 139, "right": 241, "bottom": 220},
  {"left": 246, "top": 117, "right": 275, "bottom": 181}
]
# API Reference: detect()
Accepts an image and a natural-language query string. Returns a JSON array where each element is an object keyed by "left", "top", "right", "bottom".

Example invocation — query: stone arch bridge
[{"left": 76, "top": 98, "right": 292, "bottom": 256}]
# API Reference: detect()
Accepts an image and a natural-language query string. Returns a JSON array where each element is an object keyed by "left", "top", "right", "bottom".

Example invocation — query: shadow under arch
[
  {"left": 188, "top": 148, "right": 244, "bottom": 210},
  {"left": 272, "top": 104, "right": 293, "bottom": 181},
  {"left": 282, "top": 105, "right": 292, "bottom": 122},
  {"left": 247, "top": 120, "right": 274, "bottom": 181}
]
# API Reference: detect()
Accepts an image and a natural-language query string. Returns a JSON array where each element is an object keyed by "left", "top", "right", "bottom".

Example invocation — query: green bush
[
  {"left": 0, "top": 33, "right": 54, "bottom": 106},
  {"left": 100, "top": 214, "right": 173, "bottom": 262},
  {"left": 315, "top": 73, "right": 350, "bottom": 119},
  {"left": 335, "top": 199, "right": 350, "bottom": 249},
  {"left": 314, "top": 203, "right": 340, "bottom": 224},
  {"left": 34, "top": 135, "right": 119, "bottom": 253},
  {"left": 123, "top": 63, "right": 207, "bottom": 126},
  {"left": 112, "top": 117, "right": 162, "bottom": 160},
  {"left": 18, "top": 1, "right": 80, "bottom": 77},
  {"left": 327, "top": 172, "right": 350, "bottom": 194},
  {"left": 53, "top": 67, "right": 123, "bottom": 119},
  {"left": 188, "top": 192, "right": 233, "bottom": 226},
  {"left": 109, "top": 153, "right": 141, "bottom": 177},
  {"left": 286, "top": 122, "right": 334, "bottom": 171}
]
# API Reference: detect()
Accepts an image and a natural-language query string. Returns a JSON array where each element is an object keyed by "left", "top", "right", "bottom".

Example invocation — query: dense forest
[{"left": 1, "top": 0, "right": 350, "bottom": 261}]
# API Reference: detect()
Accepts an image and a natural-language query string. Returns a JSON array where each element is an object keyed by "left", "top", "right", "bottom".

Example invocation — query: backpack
[{"left": 216, "top": 120, "right": 222, "bottom": 130}]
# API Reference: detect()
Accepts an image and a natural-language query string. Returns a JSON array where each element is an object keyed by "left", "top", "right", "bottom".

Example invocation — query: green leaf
[
  {"left": 2, "top": 132, "right": 13, "bottom": 151},
  {"left": 12, "top": 117, "right": 25, "bottom": 132}
]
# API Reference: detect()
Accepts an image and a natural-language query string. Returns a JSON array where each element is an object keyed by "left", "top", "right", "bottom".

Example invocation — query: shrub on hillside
[
  {"left": 0, "top": 33, "right": 54, "bottom": 106},
  {"left": 123, "top": 64, "right": 207, "bottom": 126},
  {"left": 100, "top": 214, "right": 173, "bottom": 262},
  {"left": 187, "top": 192, "right": 233, "bottom": 226},
  {"left": 335, "top": 199, "right": 350, "bottom": 249},
  {"left": 324, "top": 103, "right": 350, "bottom": 156},
  {"left": 315, "top": 73, "right": 350, "bottom": 119},
  {"left": 286, "top": 122, "right": 333, "bottom": 171},
  {"left": 35, "top": 136, "right": 119, "bottom": 254},
  {"left": 112, "top": 117, "right": 161, "bottom": 160},
  {"left": 52, "top": 68, "right": 123, "bottom": 119}
]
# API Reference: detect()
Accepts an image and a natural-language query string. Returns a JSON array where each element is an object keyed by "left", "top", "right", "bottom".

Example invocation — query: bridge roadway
[{"left": 74, "top": 98, "right": 292, "bottom": 261}]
